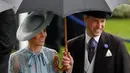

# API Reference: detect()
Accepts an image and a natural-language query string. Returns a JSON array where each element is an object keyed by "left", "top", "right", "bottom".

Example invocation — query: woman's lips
[{"left": 40, "top": 39, "right": 44, "bottom": 42}]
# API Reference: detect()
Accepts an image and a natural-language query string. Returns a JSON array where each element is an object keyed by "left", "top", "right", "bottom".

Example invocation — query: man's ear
[{"left": 84, "top": 15, "right": 88, "bottom": 22}]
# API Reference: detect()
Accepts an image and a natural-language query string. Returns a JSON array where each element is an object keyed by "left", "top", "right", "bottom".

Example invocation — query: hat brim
[
  {"left": 17, "top": 11, "right": 54, "bottom": 41},
  {"left": 83, "top": 11, "right": 112, "bottom": 19}
]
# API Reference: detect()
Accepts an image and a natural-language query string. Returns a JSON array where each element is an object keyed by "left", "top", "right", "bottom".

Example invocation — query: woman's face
[{"left": 30, "top": 28, "right": 47, "bottom": 46}]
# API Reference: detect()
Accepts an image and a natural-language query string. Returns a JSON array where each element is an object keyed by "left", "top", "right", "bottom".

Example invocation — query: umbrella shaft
[{"left": 64, "top": 17, "right": 68, "bottom": 52}]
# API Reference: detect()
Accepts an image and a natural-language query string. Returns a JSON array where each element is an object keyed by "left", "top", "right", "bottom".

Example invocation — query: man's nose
[{"left": 96, "top": 22, "right": 102, "bottom": 29}]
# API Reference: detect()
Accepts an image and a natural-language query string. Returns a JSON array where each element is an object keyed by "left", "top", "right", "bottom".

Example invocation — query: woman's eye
[{"left": 43, "top": 29, "right": 46, "bottom": 32}]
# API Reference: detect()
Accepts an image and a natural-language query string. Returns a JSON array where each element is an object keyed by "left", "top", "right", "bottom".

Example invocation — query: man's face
[
  {"left": 30, "top": 29, "right": 47, "bottom": 46},
  {"left": 84, "top": 16, "right": 106, "bottom": 37}
]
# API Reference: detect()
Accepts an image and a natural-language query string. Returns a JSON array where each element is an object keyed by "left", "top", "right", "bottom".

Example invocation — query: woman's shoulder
[
  {"left": 10, "top": 48, "right": 28, "bottom": 59},
  {"left": 42, "top": 46, "right": 58, "bottom": 59},
  {"left": 42, "top": 46, "right": 57, "bottom": 54}
]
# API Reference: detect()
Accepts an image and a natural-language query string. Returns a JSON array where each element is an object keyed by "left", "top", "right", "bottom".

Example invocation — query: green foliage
[
  {"left": 57, "top": 47, "right": 65, "bottom": 73},
  {"left": 113, "top": 4, "right": 130, "bottom": 18},
  {"left": 105, "top": 18, "right": 130, "bottom": 39},
  {"left": 125, "top": 42, "right": 130, "bottom": 53},
  {"left": 105, "top": 18, "right": 130, "bottom": 54}
]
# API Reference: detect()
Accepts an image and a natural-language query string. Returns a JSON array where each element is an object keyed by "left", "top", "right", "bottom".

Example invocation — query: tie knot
[
  {"left": 33, "top": 52, "right": 42, "bottom": 56},
  {"left": 88, "top": 38, "right": 96, "bottom": 50},
  {"left": 28, "top": 52, "right": 43, "bottom": 67}
]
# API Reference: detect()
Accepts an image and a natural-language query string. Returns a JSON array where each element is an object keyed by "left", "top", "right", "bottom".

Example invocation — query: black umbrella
[
  {"left": 0, "top": 0, "right": 13, "bottom": 13},
  {"left": 4, "top": 0, "right": 130, "bottom": 17}
]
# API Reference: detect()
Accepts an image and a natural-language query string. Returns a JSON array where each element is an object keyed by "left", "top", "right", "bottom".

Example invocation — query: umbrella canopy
[
  {"left": 4, "top": 0, "right": 129, "bottom": 17},
  {"left": 0, "top": 0, "right": 13, "bottom": 13},
  {"left": 82, "top": 0, "right": 129, "bottom": 13},
  {"left": 4, "top": 0, "right": 22, "bottom": 13}
]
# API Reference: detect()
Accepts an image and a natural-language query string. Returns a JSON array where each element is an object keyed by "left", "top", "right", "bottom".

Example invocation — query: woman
[{"left": 8, "top": 11, "right": 73, "bottom": 73}]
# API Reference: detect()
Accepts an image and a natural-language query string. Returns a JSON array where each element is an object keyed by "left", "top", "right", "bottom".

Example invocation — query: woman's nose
[
  {"left": 40, "top": 31, "right": 47, "bottom": 37},
  {"left": 40, "top": 31, "right": 44, "bottom": 36}
]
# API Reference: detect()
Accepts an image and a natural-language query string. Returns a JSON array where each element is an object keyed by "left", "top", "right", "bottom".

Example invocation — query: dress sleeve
[
  {"left": 46, "top": 49, "right": 59, "bottom": 73},
  {"left": 8, "top": 53, "right": 21, "bottom": 73},
  {"left": 52, "top": 50, "right": 60, "bottom": 73}
]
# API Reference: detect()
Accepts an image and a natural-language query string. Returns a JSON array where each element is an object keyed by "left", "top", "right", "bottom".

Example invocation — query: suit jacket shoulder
[
  {"left": 68, "top": 34, "right": 85, "bottom": 73},
  {"left": 94, "top": 32, "right": 130, "bottom": 73}
]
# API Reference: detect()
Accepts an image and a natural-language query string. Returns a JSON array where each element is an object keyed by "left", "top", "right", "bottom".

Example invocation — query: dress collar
[{"left": 25, "top": 46, "right": 49, "bottom": 67}]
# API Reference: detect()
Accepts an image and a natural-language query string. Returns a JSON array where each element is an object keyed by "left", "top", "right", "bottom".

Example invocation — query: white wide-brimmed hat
[{"left": 17, "top": 11, "right": 54, "bottom": 41}]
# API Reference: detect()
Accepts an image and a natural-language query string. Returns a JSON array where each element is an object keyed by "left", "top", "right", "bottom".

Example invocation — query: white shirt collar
[{"left": 85, "top": 32, "right": 101, "bottom": 44}]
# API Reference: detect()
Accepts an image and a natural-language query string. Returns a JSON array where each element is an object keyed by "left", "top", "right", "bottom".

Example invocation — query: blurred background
[{"left": 105, "top": 4, "right": 130, "bottom": 53}]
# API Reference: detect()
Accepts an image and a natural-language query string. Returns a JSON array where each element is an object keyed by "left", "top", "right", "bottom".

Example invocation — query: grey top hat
[{"left": 17, "top": 11, "right": 54, "bottom": 41}]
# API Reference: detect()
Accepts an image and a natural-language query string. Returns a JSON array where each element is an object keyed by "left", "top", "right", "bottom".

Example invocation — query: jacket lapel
[{"left": 93, "top": 32, "right": 110, "bottom": 73}]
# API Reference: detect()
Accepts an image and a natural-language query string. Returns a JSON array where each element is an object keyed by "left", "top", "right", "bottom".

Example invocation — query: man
[
  {"left": 8, "top": 11, "right": 73, "bottom": 73},
  {"left": 68, "top": 10, "right": 130, "bottom": 73}
]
